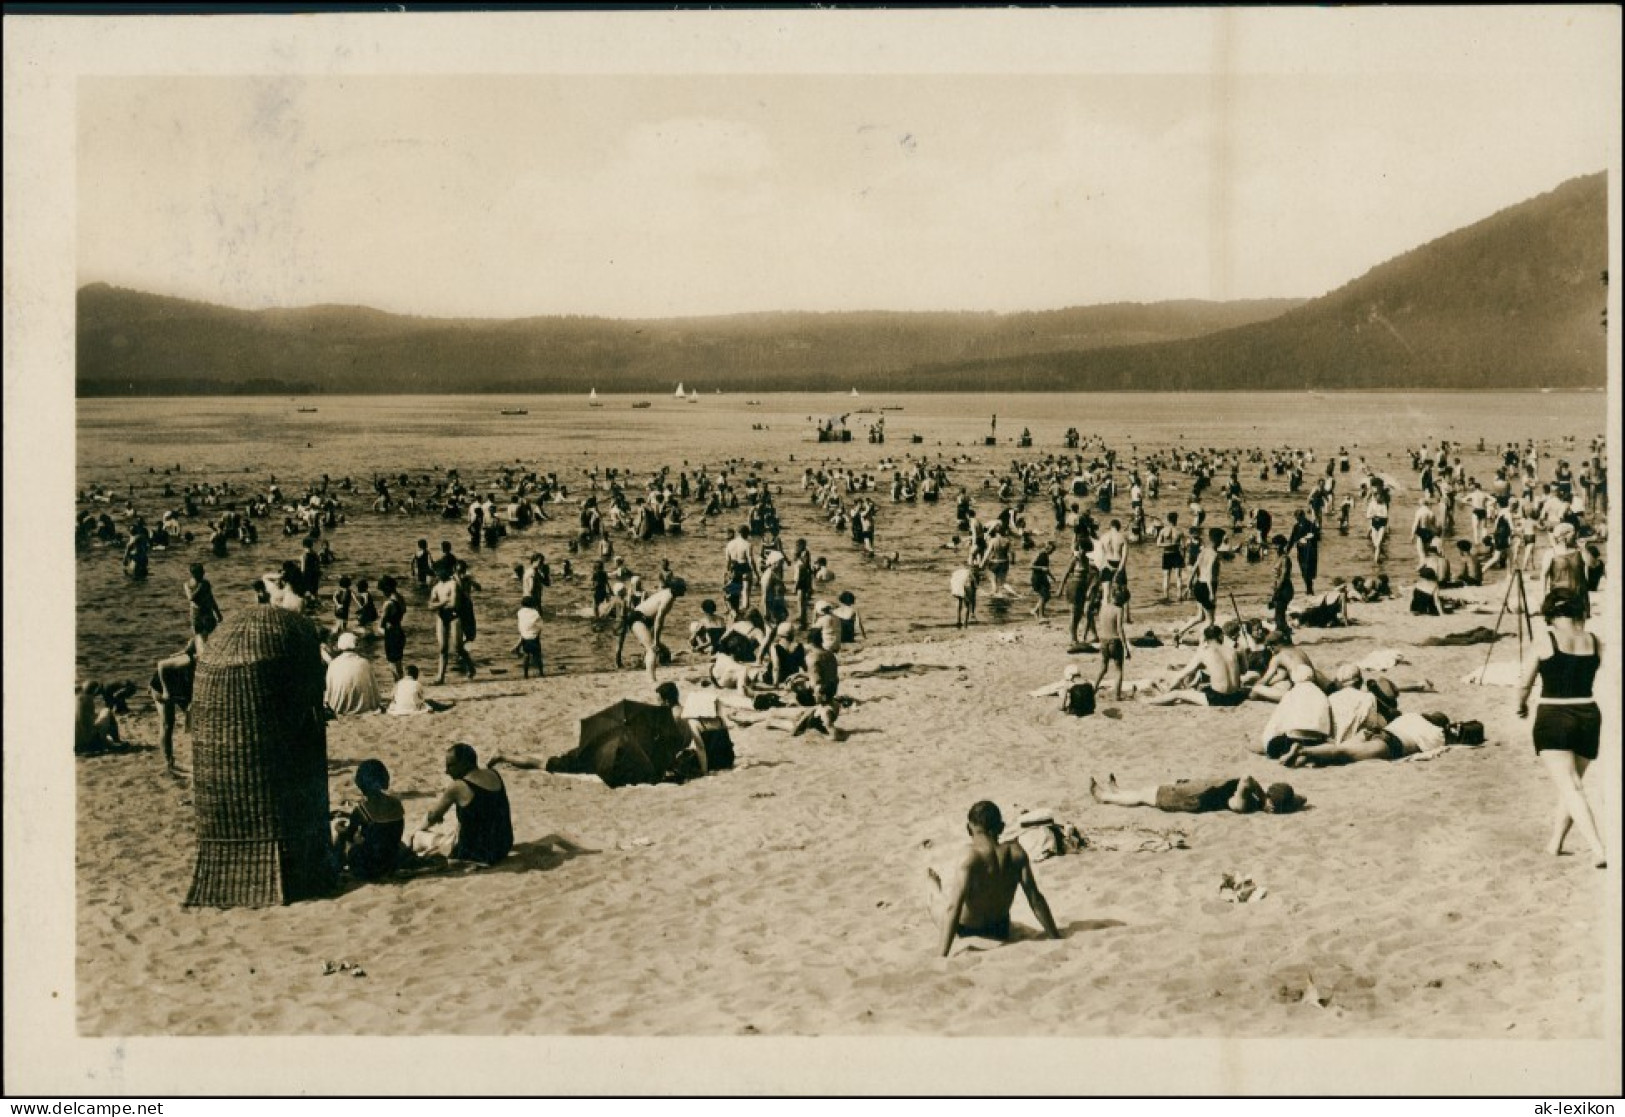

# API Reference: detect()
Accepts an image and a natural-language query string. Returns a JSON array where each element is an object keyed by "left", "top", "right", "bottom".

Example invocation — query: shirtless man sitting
[
  {"left": 1147, "top": 626, "right": 1247, "bottom": 706},
  {"left": 1247, "top": 633, "right": 1329, "bottom": 701},
  {"left": 926, "top": 800, "right": 1061, "bottom": 957}
]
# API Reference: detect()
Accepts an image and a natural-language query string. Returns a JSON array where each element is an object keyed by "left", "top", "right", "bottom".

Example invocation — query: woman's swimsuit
[
  {"left": 1533, "top": 632, "right": 1601, "bottom": 762},
  {"left": 453, "top": 776, "right": 514, "bottom": 864}
]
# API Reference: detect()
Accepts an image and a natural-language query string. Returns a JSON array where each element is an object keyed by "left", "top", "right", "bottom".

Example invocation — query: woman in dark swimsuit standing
[{"left": 1517, "top": 589, "right": 1606, "bottom": 868}]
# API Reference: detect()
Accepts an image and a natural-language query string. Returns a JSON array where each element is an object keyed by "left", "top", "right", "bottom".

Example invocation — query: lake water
[{"left": 76, "top": 391, "right": 1600, "bottom": 691}]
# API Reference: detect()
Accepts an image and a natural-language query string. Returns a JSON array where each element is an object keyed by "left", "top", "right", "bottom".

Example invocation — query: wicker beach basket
[{"left": 185, "top": 606, "right": 336, "bottom": 907}]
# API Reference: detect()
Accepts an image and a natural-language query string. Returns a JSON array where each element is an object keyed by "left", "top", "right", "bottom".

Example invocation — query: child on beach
[
  {"left": 332, "top": 575, "right": 354, "bottom": 634},
  {"left": 950, "top": 564, "right": 977, "bottom": 628},
  {"left": 1094, "top": 582, "right": 1132, "bottom": 701},
  {"left": 516, "top": 594, "right": 544, "bottom": 678}
]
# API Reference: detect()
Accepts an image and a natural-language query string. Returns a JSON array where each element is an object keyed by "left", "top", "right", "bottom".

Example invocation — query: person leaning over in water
[
  {"left": 616, "top": 578, "right": 686, "bottom": 682},
  {"left": 926, "top": 801, "right": 1061, "bottom": 957},
  {"left": 1147, "top": 625, "right": 1246, "bottom": 707},
  {"left": 1090, "top": 772, "right": 1300, "bottom": 815}
]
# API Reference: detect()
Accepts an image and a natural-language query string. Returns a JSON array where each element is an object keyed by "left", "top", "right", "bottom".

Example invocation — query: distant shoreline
[{"left": 75, "top": 387, "right": 1607, "bottom": 399}]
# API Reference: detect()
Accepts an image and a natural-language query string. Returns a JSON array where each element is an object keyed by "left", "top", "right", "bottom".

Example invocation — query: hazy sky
[{"left": 76, "top": 18, "right": 1616, "bottom": 318}]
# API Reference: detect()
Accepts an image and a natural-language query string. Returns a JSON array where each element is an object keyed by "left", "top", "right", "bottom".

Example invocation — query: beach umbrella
[
  {"left": 185, "top": 606, "right": 336, "bottom": 908},
  {"left": 564, "top": 699, "right": 684, "bottom": 788}
]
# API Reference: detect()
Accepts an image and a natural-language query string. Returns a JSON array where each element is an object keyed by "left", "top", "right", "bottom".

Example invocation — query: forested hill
[
  {"left": 77, "top": 172, "right": 1605, "bottom": 395},
  {"left": 75, "top": 289, "right": 1301, "bottom": 396},
  {"left": 905, "top": 172, "right": 1608, "bottom": 391}
]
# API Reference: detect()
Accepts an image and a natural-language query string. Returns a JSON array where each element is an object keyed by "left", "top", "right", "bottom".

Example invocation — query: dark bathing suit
[
  {"left": 453, "top": 776, "right": 514, "bottom": 864},
  {"left": 956, "top": 916, "right": 1012, "bottom": 940},
  {"left": 1202, "top": 687, "right": 1247, "bottom": 708},
  {"left": 1155, "top": 777, "right": 1240, "bottom": 813},
  {"left": 1533, "top": 632, "right": 1601, "bottom": 762}
]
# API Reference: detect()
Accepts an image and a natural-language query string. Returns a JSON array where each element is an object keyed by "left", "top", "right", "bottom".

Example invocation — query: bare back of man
[{"left": 926, "top": 802, "right": 1060, "bottom": 956}]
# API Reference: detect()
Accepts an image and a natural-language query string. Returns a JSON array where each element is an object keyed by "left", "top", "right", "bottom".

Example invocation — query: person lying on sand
[
  {"left": 926, "top": 800, "right": 1061, "bottom": 957},
  {"left": 1255, "top": 665, "right": 1332, "bottom": 757},
  {"left": 1146, "top": 626, "right": 1245, "bottom": 706},
  {"left": 1089, "top": 772, "right": 1301, "bottom": 814},
  {"left": 1280, "top": 710, "right": 1463, "bottom": 767}
]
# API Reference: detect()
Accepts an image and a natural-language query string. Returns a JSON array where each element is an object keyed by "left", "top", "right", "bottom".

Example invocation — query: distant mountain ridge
[
  {"left": 76, "top": 290, "right": 1302, "bottom": 395},
  {"left": 76, "top": 172, "right": 1605, "bottom": 394},
  {"left": 906, "top": 172, "right": 1607, "bottom": 390}
]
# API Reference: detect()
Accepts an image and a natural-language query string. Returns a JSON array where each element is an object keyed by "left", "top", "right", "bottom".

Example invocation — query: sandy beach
[{"left": 76, "top": 583, "right": 1617, "bottom": 1041}]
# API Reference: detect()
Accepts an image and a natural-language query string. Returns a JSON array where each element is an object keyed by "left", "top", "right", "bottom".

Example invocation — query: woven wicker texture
[{"left": 185, "top": 606, "right": 336, "bottom": 907}]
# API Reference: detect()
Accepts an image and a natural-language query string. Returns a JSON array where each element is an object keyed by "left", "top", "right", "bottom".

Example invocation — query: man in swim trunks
[
  {"left": 1093, "top": 581, "right": 1132, "bottom": 701},
  {"left": 1090, "top": 772, "right": 1299, "bottom": 814},
  {"left": 1148, "top": 626, "right": 1246, "bottom": 706},
  {"left": 1172, "top": 529, "right": 1222, "bottom": 646},
  {"left": 926, "top": 800, "right": 1061, "bottom": 956},
  {"left": 722, "top": 525, "right": 758, "bottom": 616},
  {"left": 1156, "top": 511, "right": 1185, "bottom": 601}
]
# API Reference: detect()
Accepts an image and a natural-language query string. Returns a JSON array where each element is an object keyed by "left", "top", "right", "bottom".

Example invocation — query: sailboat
[
  {"left": 675, "top": 382, "right": 686, "bottom": 399},
  {"left": 850, "top": 387, "right": 859, "bottom": 397},
  {"left": 687, "top": 388, "right": 699, "bottom": 402},
  {"left": 588, "top": 388, "right": 602, "bottom": 407}
]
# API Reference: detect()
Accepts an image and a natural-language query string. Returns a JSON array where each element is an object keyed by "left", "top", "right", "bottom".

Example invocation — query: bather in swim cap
[{"left": 1289, "top": 664, "right": 1315, "bottom": 684}]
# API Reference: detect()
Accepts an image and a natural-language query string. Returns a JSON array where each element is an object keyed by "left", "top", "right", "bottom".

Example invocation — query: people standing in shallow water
[
  {"left": 1517, "top": 589, "right": 1606, "bottom": 868},
  {"left": 378, "top": 575, "right": 407, "bottom": 681}
]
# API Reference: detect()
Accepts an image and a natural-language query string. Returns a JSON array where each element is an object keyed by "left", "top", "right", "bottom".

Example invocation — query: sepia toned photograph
[{"left": 5, "top": 5, "right": 1621, "bottom": 1098}]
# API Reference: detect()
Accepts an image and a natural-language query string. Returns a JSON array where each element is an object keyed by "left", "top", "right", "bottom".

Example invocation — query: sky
[{"left": 75, "top": 12, "right": 1618, "bottom": 319}]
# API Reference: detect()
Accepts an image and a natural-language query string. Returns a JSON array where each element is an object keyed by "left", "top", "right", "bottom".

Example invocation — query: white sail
[
  {"left": 590, "top": 388, "right": 598, "bottom": 399},
  {"left": 850, "top": 387, "right": 859, "bottom": 396},
  {"left": 675, "top": 382, "right": 685, "bottom": 397}
]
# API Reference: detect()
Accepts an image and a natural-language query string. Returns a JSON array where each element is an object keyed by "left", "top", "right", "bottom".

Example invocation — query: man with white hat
[{"left": 324, "top": 631, "right": 381, "bottom": 716}]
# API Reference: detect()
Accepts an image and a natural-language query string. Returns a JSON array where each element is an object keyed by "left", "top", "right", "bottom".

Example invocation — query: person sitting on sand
[
  {"left": 1147, "top": 625, "right": 1246, "bottom": 707},
  {"left": 688, "top": 598, "right": 727, "bottom": 655},
  {"left": 1325, "top": 664, "right": 1389, "bottom": 744},
  {"left": 1247, "top": 633, "right": 1331, "bottom": 701},
  {"left": 330, "top": 759, "right": 405, "bottom": 881},
  {"left": 74, "top": 681, "right": 125, "bottom": 755},
  {"left": 926, "top": 800, "right": 1061, "bottom": 957},
  {"left": 387, "top": 665, "right": 454, "bottom": 716},
  {"left": 417, "top": 743, "right": 513, "bottom": 866},
  {"left": 655, "top": 681, "right": 735, "bottom": 779},
  {"left": 1256, "top": 665, "right": 1333, "bottom": 757},
  {"left": 324, "top": 632, "right": 381, "bottom": 716},
  {"left": 1409, "top": 565, "right": 1459, "bottom": 616},
  {"left": 1089, "top": 772, "right": 1300, "bottom": 815}
]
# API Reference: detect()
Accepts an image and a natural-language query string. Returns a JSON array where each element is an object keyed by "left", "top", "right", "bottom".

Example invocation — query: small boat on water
[
  {"left": 297, "top": 407, "right": 319, "bottom": 413},
  {"left": 632, "top": 401, "right": 652, "bottom": 409},
  {"left": 746, "top": 400, "right": 761, "bottom": 406},
  {"left": 856, "top": 407, "right": 876, "bottom": 414},
  {"left": 687, "top": 388, "right": 700, "bottom": 402},
  {"left": 850, "top": 388, "right": 859, "bottom": 397},
  {"left": 500, "top": 408, "right": 528, "bottom": 415},
  {"left": 588, "top": 388, "right": 602, "bottom": 407},
  {"left": 880, "top": 405, "right": 904, "bottom": 411},
  {"left": 675, "top": 382, "right": 686, "bottom": 399}
]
